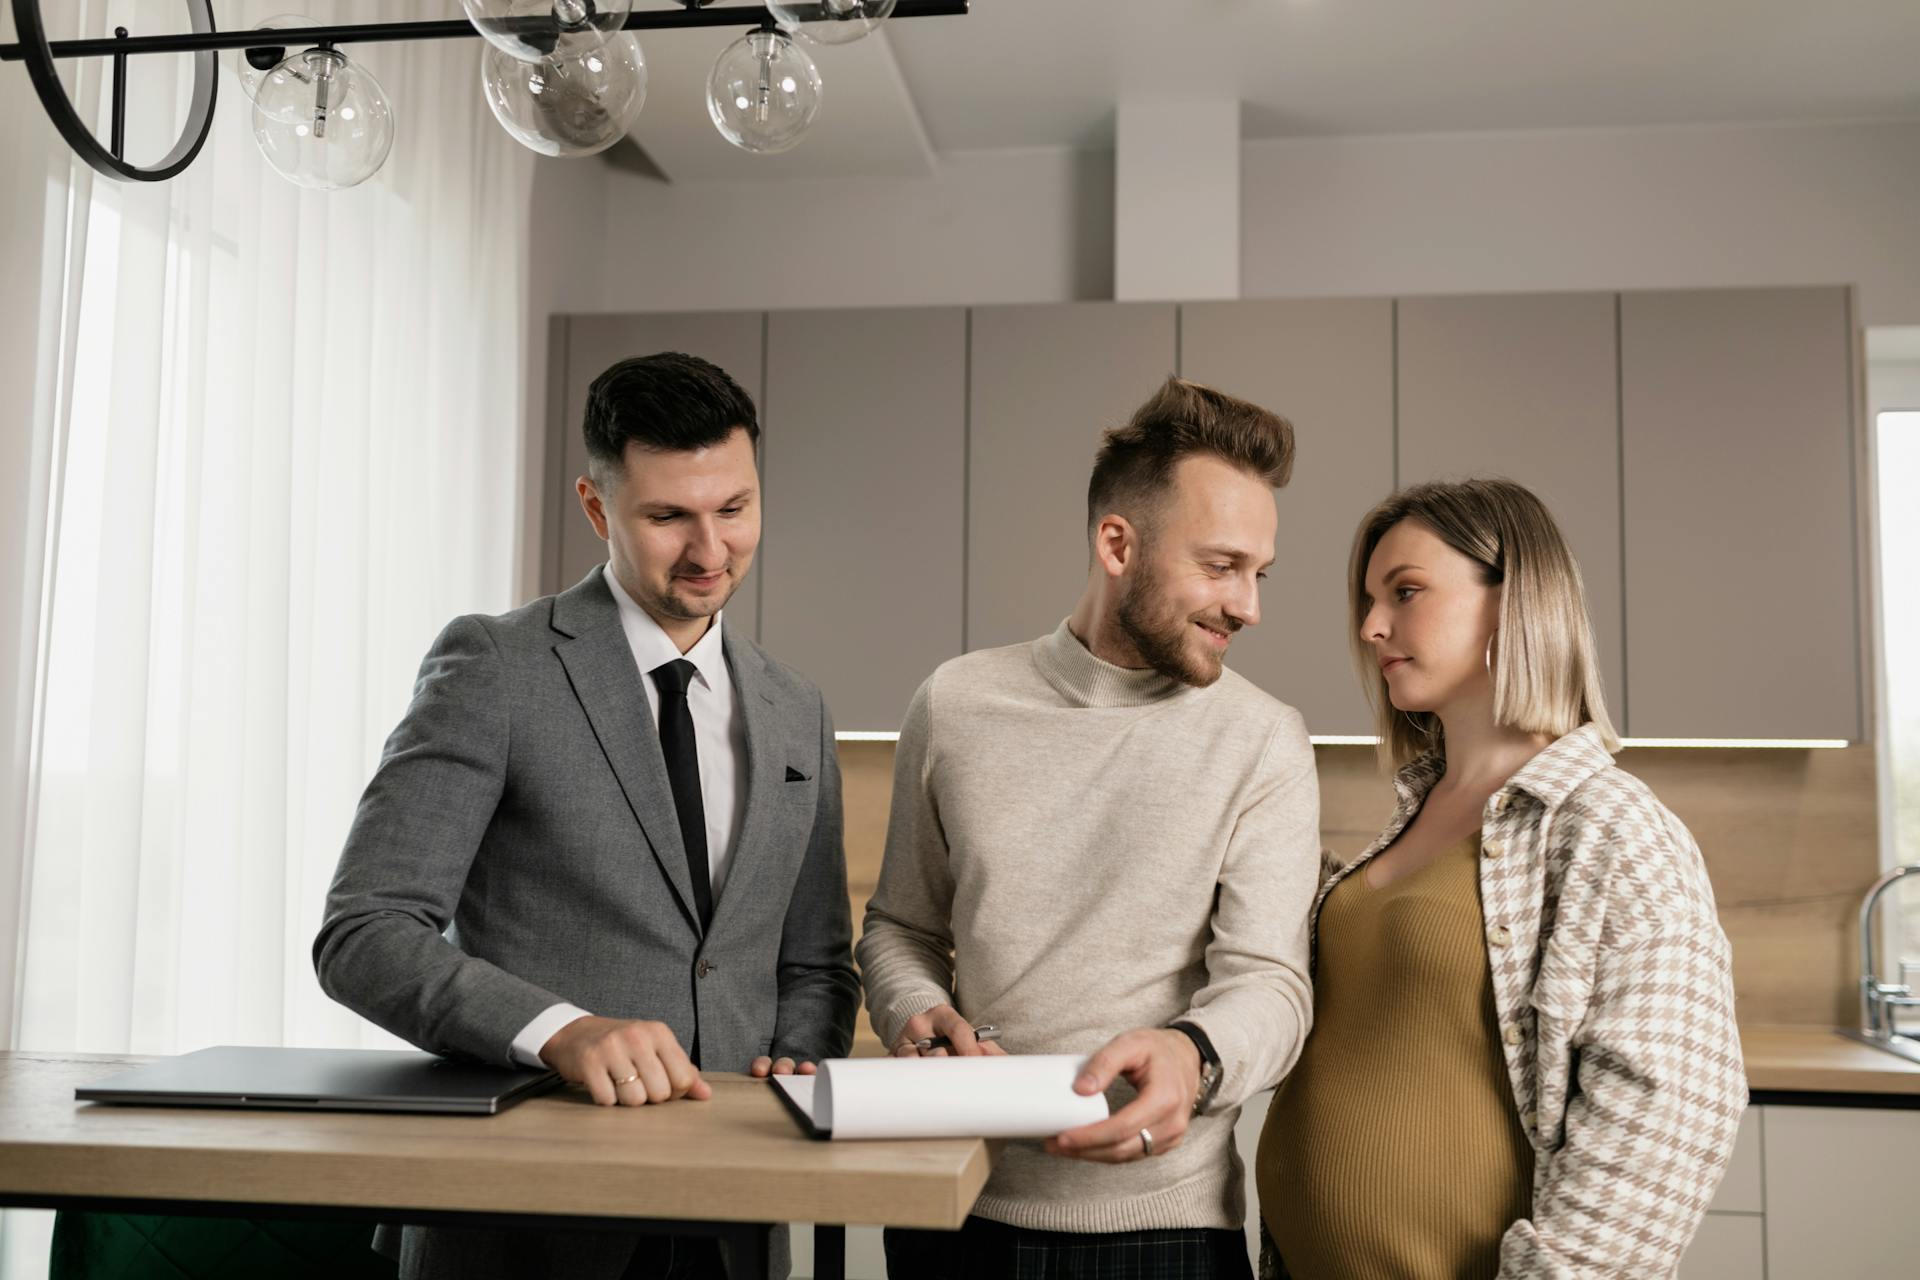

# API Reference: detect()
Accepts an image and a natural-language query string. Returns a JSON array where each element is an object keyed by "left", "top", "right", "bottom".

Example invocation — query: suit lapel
[
  {"left": 708, "top": 627, "right": 786, "bottom": 939},
  {"left": 551, "top": 571, "right": 702, "bottom": 935}
]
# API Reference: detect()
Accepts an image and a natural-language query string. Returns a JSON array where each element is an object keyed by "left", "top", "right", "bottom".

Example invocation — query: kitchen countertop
[{"left": 1740, "top": 1025, "right": 1920, "bottom": 1102}]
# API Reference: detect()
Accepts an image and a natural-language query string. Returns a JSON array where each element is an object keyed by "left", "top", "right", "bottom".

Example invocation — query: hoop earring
[{"left": 1485, "top": 632, "right": 1496, "bottom": 676}]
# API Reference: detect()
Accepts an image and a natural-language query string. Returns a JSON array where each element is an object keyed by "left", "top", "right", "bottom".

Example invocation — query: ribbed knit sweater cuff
[
  {"left": 876, "top": 989, "right": 952, "bottom": 1052},
  {"left": 1033, "top": 620, "right": 1188, "bottom": 708}
]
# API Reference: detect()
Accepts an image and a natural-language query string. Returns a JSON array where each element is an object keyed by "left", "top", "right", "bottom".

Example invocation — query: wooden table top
[{"left": 0, "top": 1053, "right": 992, "bottom": 1229}]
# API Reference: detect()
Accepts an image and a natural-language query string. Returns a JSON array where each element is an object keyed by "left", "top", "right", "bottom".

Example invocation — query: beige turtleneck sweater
[{"left": 857, "top": 620, "right": 1321, "bottom": 1234}]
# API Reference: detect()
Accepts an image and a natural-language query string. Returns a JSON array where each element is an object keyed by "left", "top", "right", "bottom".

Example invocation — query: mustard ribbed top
[{"left": 1257, "top": 835, "right": 1534, "bottom": 1280}]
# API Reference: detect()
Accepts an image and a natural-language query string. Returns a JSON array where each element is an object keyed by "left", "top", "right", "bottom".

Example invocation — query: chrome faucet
[{"left": 1840, "top": 864, "right": 1920, "bottom": 1064}]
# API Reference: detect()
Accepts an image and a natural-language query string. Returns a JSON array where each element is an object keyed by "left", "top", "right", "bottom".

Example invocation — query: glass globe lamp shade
[
  {"left": 706, "top": 29, "right": 822, "bottom": 155},
  {"left": 481, "top": 33, "right": 647, "bottom": 158},
  {"left": 232, "top": 14, "right": 323, "bottom": 103},
  {"left": 461, "top": 0, "right": 632, "bottom": 63},
  {"left": 768, "top": 0, "right": 896, "bottom": 46},
  {"left": 252, "top": 48, "right": 395, "bottom": 190}
]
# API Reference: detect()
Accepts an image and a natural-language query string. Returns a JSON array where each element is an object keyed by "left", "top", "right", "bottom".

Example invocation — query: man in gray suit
[{"left": 315, "top": 352, "right": 858, "bottom": 1279}]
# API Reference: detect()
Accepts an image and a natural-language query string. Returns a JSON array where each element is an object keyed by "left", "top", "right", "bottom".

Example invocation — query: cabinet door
[
  {"left": 1233, "top": 1088, "right": 1275, "bottom": 1269},
  {"left": 1678, "top": 1214, "right": 1765, "bottom": 1280},
  {"left": 1397, "top": 293, "right": 1626, "bottom": 727},
  {"left": 968, "top": 303, "right": 1178, "bottom": 653},
  {"left": 1762, "top": 1104, "right": 1920, "bottom": 1276},
  {"left": 1621, "top": 288, "right": 1859, "bottom": 740},
  {"left": 1708, "top": 1106, "right": 1763, "bottom": 1214},
  {"left": 551, "top": 312, "right": 764, "bottom": 640},
  {"left": 760, "top": 308, "right": 966, "bottom": 733},
  {"left": 1180, "top": 299, "right": 1394, "bottom": 734}
]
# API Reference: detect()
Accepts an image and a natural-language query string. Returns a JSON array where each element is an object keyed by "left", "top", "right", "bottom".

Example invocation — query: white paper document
[{"left": 770, "top": 1055, "right": 1109, "bottom": 1140}]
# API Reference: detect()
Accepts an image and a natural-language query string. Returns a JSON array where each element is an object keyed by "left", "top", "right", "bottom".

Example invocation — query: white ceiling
[
  {"left": 889, "top": 0, "right": 1920, "bottom": 148},
  {"left": 624, "top": 0, "right": 1920, "bottom": 180}
]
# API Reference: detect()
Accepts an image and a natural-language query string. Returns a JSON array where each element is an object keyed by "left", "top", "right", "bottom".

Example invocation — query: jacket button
[
  {"left": 696, "top": 959, "right": 714, "bottom": 979},
  {"left": 1483, "top": 838, "right": 1505, "bottom": 860},
  {"left": 1490, "top": 793, "right": 1510, "bottom": 814},
  {"left": 1521, "top": 1109, "right": 1538, "bottom": 1129},
  {"left": 1504, "top": 1024, "right": 1524, "bottom": 1046},
  {"left": 1489, "top": 924, "right": 1513, "bottom": 947}
]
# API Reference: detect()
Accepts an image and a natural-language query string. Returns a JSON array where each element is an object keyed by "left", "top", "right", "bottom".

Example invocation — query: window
[{"left": 1873, "top": 403, "right": 1920, "bottom": 1027}]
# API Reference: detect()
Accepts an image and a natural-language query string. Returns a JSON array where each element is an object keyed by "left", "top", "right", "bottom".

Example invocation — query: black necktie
[{"left": 649, "top": 658, "right": 714, "bottom": 931}]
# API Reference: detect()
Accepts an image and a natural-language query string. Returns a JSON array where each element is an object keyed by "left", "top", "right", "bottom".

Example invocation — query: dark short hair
[
  {"left": 583, "top": 351, "right": 759, "bottom": 486},
  {"left": 1087, "top": 376, "right": 1295, "bottom": 538}
]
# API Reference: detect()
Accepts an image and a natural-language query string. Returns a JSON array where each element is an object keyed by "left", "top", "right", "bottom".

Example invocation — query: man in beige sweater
[{"left": 858, "top": 377, "right": 1322, "bottom": 1278}]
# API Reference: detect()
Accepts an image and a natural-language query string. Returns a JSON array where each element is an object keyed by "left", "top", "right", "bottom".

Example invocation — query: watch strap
[{"left": 1168, "top": 1020, "right": 1223, "bottom": 1114}]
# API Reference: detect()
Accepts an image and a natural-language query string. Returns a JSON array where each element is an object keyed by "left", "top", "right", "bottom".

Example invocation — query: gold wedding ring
[{"left": 612, "top": 1071, "right": 641, "bottom": 1086}]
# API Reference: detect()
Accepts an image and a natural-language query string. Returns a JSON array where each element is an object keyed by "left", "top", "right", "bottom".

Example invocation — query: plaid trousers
[{"left": 884, "top": 1219, "right": 1254, "bottom": 1280}]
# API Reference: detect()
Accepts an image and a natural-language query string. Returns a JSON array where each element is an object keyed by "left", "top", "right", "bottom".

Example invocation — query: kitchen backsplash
[{"left": 837, "top": 740, "right": 1880, "bottom": 1039}]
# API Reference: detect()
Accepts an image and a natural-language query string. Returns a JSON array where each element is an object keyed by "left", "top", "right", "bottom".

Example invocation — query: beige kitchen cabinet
[
  {"left": 967, "top": 302, "right": 1177, "bottom": 653},
  {"left": 1620, "top": 287, "right": 1860, "bottom": 740},
  {"left": 548, "top": 285, "right": 1863, "bottom": 746},
  {"left": 1397, "top": 293, "right": 1627, "bottom": 727},
  {"left": 1679, "top": 1107, "right": 1766, "bottom": 1279},
  {"left": 548, "top": 312, "right": 765, "bottom": 639},
  {"left": 1179, "top": 299, "right": 1394, "bottom": 735},
  {"left": 760, "top": 307, "right": 967, "bottom": 734},
  {"left": 1761, "top": 1102, "right": 1920, "bottom": 1276},
  {"left": 1679, "top": 1213, "right": 1766, "bottom": 1280},
  {"left": 1708, "top": 1106, "right": 1764, "bottom": 1215}
]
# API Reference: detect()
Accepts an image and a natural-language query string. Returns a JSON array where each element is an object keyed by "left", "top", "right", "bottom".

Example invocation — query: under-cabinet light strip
[{"left": 833, "top": 732, "right": 1852, "bottom": 748}]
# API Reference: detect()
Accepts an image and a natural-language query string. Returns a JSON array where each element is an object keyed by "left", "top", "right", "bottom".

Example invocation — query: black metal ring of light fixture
[{"left": 10, "top": 0, "right": 218, "bottom": 183}]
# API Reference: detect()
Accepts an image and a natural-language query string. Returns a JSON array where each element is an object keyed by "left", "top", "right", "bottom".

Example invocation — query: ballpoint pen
[{"left": 912, "top": 1024, "right": 1001, "bottom": 1053}]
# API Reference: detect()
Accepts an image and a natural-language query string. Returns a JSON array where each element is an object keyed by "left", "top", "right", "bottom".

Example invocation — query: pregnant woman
[{"left": 1257, "top": 478, "right": 1745, "bottom": 1279}]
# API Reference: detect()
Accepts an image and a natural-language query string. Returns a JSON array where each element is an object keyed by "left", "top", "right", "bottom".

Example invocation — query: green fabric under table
[{"left": 50, "top": 1212, "right": 397, "bottom": 1280}]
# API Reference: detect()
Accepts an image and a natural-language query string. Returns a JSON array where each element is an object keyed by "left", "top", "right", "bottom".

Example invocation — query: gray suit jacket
[{"left": 315, "top": 568, "right": 858, "bottom": 1278}]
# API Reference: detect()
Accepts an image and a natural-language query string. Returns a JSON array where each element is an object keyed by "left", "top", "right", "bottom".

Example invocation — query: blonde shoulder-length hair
[{"left": 1349, "top": 478, "right": 1621, "bottom": 769}]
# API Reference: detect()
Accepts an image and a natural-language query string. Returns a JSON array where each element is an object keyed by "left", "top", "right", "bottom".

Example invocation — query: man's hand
[
  {"left": 539, "top": 1015, "right": 712, "bottom": 1107},
  {"left": 890, "top": 1004, "right": 1009, "bottom": 1057},
  {"left": 748, "top": 1055, "right": 819, "bottom": 1078},
  {"left": 1044, "top": 1028, "right": 1201, "bottom": 1163}
]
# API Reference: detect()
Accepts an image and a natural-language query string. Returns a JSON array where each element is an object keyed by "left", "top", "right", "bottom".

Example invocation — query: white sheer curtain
[{"left": 1, "top": 1, "right": 536, "bottom": 1269}]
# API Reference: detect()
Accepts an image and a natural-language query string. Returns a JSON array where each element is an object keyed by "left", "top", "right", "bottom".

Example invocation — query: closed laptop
[{"left": 75, "top": 1046, "right": 560, "bottom": 1115}]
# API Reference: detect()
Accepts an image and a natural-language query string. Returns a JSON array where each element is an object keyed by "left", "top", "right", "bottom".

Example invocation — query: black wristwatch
[{"left": 1167, "top": 1021, "right": 1223, "bottom": 1115}]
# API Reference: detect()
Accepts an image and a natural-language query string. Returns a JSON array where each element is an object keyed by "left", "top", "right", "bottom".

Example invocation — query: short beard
[
  {"left": 1115, "top": 562, "right": 1225, "bottom": 689},
  {"left": 648, "top": 569, "right": 737, "bottom": 623}
]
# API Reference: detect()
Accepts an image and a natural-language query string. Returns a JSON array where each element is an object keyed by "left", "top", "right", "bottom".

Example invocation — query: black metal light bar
[{"left": 0, "top": 1, "right": 968, "bottom": 63}]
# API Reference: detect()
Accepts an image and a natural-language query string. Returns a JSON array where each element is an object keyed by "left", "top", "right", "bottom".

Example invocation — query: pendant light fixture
[
  {"left": 462, "top": 0, "right": 635, "bottom": 63},
  {"left": 0, "top": 1, "right": 968, "bottom": 186},
  {"left": 482, "top": 32, "right": 649, "bottom": 158},
  {"left": 768, "top": 0, "right": 895, "bottom": 46},
  {"left": 252, "top": 45, "right": 396, "bottom": 190},
  {"left": 231, "top": 14, "right": 323, "bottom": 104},
  {"left": 706, "top": 26, "right": 821, "bottom": 155}
]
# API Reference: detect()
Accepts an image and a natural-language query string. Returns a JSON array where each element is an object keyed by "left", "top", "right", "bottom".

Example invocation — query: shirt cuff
[{"left": 510, "top": 1002, "right": 592, "bottom": 1069}]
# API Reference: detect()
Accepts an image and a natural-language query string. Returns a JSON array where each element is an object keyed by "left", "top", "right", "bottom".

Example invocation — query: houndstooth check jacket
[{"left": 1264, "top": 723, "right": 1746, "bottom": 1279}]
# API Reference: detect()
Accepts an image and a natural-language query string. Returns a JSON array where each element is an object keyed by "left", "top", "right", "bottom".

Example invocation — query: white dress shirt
[{"left": 507, "top": 565, "right": 749, "bottom": 1067}]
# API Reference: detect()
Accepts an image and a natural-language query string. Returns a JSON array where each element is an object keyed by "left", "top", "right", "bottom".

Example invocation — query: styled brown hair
[
  {"left": 1087, "top": 376, "right": 1295, "bottom": 540},
  {"left": 1349, "top": 478, "right": 1621, "bottom": 768}
]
